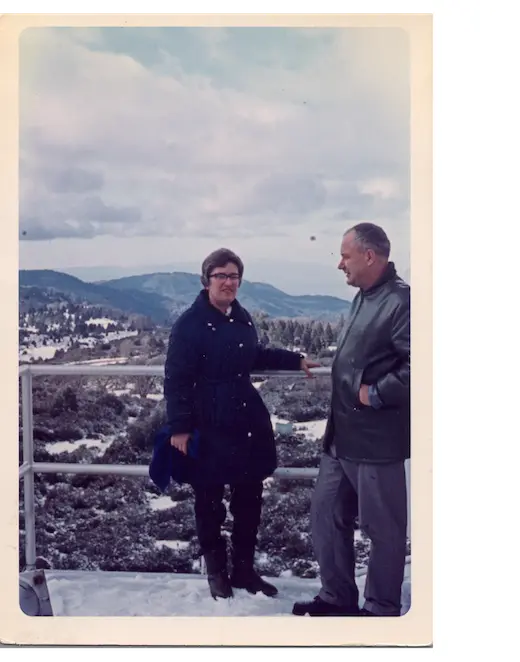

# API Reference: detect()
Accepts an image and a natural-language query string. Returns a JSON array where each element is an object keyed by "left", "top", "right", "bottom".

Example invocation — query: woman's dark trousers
[{"left": 194, "top": 480, "right": 277, "bottom": 597}]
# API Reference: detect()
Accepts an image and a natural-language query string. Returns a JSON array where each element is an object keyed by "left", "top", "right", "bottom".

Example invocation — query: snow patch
[
  {"left": 45, "top": 436, "right": 115, "bottom": 456},
  {"left": 293, "top": 419, "right": 328, "bottom": 440},
  {"left": 155, "top": 540, "right": 191, "bottom": 551},
  {"left": 86, "top": 317, "right": 116, "bottom": 328},
  {"left": 66, "top": 357, "right": 128, "bottom": 366},
  {"left": 44, "top": 564, "right": 411, "bottom": 617},
  {"left": 146, "top": 493, "right": 179, "bottom": 511},
  {"left": 110, "top": 388, "right": 132, "bottom": 397},
  {"left": 19, "top": 346, "right": 57, "bottom": 362}
]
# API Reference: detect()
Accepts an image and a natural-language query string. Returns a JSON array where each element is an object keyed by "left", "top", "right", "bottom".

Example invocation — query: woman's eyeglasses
[{"left": 209, "top": 273, "right": 240, "bottom": 282}]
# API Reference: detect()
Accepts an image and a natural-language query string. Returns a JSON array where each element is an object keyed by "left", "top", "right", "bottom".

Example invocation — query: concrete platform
[{"left": 30, "top": 563, "right": 411, "bottom": 617}]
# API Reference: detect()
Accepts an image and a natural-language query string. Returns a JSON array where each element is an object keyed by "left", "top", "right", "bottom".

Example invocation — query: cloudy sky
[{"left": 18, "top": 26, "right": 410, "bottom": 298}]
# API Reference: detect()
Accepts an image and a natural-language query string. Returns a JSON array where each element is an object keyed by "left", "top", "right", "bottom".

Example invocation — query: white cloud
[{"left": 19, "top": 27, "right": 410, "bottom": 293}]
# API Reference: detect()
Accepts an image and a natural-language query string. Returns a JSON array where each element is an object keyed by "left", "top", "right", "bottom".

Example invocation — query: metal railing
[{"left": 18, "top": 363, "right": 332, "bottom": 571}]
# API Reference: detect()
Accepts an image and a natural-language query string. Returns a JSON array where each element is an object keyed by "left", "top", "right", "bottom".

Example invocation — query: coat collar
[
  {"left": 363, "top": 261, "right": 397, "bottom": 295},
  {"left": 193, "top": 289, "right": 251, "bottom": 325}
]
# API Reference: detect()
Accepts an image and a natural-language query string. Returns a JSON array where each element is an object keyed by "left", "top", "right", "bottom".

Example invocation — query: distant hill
[
  {"left": 100, "top": 272, "right": 351, "bottom": 320},
  {"left": 19, "top": 269, "right": 351, "bottom": 322},
  {"left": 19, "top": 270, "right": 173, "bottom": 323}
]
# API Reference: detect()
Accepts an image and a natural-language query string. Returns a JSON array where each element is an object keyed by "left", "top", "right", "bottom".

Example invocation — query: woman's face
[{"left": 206, "top": 261, "right": 241, "bottom": 309}]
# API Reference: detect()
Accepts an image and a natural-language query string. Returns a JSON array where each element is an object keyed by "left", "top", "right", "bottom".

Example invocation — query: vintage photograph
[{"left": 9, "top": 15, "right": 431, "bottom": 646}]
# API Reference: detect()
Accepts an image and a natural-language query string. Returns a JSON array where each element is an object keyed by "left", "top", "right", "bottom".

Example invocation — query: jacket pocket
[{"left": 351, "top": 368, "right": 365, "bottom": 408}]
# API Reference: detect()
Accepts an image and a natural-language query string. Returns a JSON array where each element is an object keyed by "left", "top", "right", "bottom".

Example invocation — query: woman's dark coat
[{"left": 162, "top": 289, "right": 302, "bottom": 486}]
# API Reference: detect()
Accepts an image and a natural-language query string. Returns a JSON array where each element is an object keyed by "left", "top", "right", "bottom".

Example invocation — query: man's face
[
  {"left": 207, "top": 261, "right": 241, "bottom": 307},
  {"left": 338, "top": 232, "right": 372, "bottom": 288}
]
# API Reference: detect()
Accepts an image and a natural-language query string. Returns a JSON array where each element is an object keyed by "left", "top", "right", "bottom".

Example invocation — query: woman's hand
[
  {"left": 300, "top": 358, "right": 321, "bottom": 378},
  {"left": 170, "top": 432, "right": 191, "bottom": 455}
]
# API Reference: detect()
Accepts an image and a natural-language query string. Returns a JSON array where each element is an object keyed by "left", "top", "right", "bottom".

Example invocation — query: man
[{"left": 293, "top": 223, "right": 410, "bottom": 617}]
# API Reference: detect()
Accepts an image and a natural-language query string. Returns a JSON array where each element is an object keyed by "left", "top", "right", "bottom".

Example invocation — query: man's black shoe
[{"left": 292, "top": 596, "right": 361, "bottom": 616}]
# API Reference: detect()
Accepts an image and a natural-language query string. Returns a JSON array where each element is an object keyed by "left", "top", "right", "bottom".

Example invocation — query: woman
[{"left": 163, "top": 247, "right": 318, "bottom": 600}]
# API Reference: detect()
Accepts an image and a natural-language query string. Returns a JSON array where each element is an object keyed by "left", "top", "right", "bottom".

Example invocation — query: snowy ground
[
  {"left": 20, "top": 345, "right": 60, "bottom": 363},
  {"left": 145, "top": 492, "right": 180, "bottom": 511},
  {"left": 65, "top": 357, "right": 130, "bottom": 366},
  {"left": 44, "top": 564, "right": 411, "bottom": 617},
  {"left": 155, "top": 540, "right": 191, "bottom": 551},
  {"left": 44, "top": 435, "right": 116, "bottom": 456},
  {"left": 19, "top": 327, "right": 137, "bottom": 363},
  {"left": 270, "top": 415, "right": 327, "bottom": 441},
  {"left": 85, "top": 317, "right": 117, "bottom": 328}
]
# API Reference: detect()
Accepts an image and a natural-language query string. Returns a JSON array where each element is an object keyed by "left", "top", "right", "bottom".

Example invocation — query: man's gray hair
[
  {"left": 201, "top": 247, "right": 244, "bottom": 287},
  {"left": 345, "top": 223, "right": 391, "bottom": 258}
]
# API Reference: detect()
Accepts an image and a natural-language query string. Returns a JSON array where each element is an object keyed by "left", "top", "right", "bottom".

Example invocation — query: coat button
[
  {"left": 229, "top": 318, "right": 234, "bottom": 322},
  {"left": 243, "top": 402, "right": 247, "bottom": 407},
  {"left": 247, "top": 432, "right": 252, "bottom": 437},
  {"left": 239, "top": 343, "right": 243, "bottom": 348}
]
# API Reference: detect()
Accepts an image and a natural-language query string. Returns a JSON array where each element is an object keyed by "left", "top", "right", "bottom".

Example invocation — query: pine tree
[
  {"left": 302, "top": 327, "right": 312, "bottom": 353},
  {"left": 325, "top": 322, "right": 334, "bottom": 346}
]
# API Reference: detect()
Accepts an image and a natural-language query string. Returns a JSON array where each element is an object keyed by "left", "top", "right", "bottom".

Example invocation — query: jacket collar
[
  {"left": 362, "top": 261, "right": 397, "bottom": 295},
  {"left": 193, "top": 289, "right": 250, "bottom": 325}
]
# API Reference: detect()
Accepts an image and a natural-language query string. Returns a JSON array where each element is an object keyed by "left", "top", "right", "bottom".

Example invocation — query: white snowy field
[
  {"left": 19, "top": 328, "right": 137, "bottom": 363},
  {"left": 145, "top": 492, "right": 181, "bottom": 511},
  {"left": 155, "top": 540, "right": 191, "bottom": 550},
  {"left": 85, "top": 317, "right": 118, "bottom": 328},
  {"left": 44, "top": 435, "right": 116, "bottom": 456},
  {"left": 19, "top": 345, "right": 60, "bottom": 362},
  {"left": 44, "top": 563, "right": 411, "bottom": 617},
  {"left": 64, "top": 357, "right": 129, "bottom": 366},
  {"left": 270, "top": 415, "right": 328, "bottom": 441}
]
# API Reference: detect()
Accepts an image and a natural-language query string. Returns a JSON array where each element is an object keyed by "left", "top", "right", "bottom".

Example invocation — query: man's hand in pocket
[{"left": 359, "top": 384, "right": 371, "bottom": 406}]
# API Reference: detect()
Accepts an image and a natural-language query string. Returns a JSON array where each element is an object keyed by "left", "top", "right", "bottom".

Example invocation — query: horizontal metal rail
[
  {"left": 18, "top": 363, "right": 329, "bottom": 570},
  {"left": 25, "top": 462, "right": 319, "bottom": 480},
  {"left": 19, "top": 364, "right": 332, "bottom": 377}
]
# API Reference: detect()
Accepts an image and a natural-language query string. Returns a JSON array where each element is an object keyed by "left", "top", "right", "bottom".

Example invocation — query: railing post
[{"left": 21, "top": 369, "right": 36, "bottom": 570}]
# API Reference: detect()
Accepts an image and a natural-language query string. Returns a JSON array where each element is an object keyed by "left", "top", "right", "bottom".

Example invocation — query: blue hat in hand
[{"left": 148, "top": 426, "right": 200, "bottom": 492}]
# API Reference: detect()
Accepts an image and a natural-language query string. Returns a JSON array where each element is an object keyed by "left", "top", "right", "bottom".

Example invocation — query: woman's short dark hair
[{"left": 201, "top": 248, "right": 244, "bottom": 287}]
